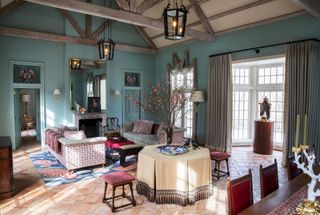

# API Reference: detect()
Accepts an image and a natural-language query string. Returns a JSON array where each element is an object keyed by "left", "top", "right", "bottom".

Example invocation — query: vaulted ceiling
[{"left": 0, "top": 0, "right": 319, "bottom": 54}]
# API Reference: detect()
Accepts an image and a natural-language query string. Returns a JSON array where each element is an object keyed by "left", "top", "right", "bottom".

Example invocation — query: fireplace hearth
[{"left": 73, "top": 112, "right": 107, "bottom": 137}]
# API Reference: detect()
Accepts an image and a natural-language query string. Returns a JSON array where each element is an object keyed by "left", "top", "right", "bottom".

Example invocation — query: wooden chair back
[
  {"left": 227, "top": 169, "right": 253, "bottom": 215},
  {"left": 287, "top": 155, "right": 302, "bottom": 181},
  {"left": 260, "top": 159, "right": 279, "bottom": 198}
]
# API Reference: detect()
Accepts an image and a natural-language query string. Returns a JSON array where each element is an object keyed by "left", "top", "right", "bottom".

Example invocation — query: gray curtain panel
[
  {"left": 283, "top": 41, "right": 320, "bottom": 164},
  {"left": 206, "top": 54, "right": 232, "bottom": 152}
]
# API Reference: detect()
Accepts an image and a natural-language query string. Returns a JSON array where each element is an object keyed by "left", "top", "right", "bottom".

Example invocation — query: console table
[
  {"left": 0, "top": 136, "right": 14, "bottom": 200},
  {"left": 253, "top": 120, "right": 274, "bottom": 155},
  {"left": 136, "top": 145, "right": 213, "bottom": 206}
]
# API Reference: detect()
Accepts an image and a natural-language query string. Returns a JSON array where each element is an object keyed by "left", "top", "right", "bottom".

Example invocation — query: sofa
[
  {"left": 45, "top": 127, "right": 106, "bottom": 170},
  {"left": 121, "top": 120, "right": 186, "bottom": 146}
]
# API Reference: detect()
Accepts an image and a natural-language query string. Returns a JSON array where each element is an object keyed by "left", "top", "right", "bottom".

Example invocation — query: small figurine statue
[
  {"left": 75, "top": 101, "right": 80, "bottom": 112},
  {"left": 259, "top": 97, "right": 271, "bottom": 120}
]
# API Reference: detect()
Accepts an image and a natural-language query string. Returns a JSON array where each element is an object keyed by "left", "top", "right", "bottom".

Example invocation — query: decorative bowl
[{"left": 156, "top": 144, "right": 189, "bottom": 156}]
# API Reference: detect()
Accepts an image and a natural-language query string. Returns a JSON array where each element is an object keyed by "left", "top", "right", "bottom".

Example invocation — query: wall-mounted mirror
[{"left": 69, "top": 58, "right": 106, "bottom": 111}]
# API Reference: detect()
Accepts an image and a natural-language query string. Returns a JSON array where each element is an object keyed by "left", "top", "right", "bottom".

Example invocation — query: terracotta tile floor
[{"left": 0, "top": 143, "right": 287, "bottom": 215}]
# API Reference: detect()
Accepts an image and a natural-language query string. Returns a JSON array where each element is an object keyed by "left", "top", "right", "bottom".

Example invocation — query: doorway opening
[{"left": 15, "top": 88, "right": 41, "bottom": 149}]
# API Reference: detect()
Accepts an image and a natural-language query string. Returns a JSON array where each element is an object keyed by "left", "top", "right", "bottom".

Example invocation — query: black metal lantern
[
  {"left": 98, "top": 39, "right": 114, "bottom": 60},
  {"left": 70, "top": 58, "right": 81, "bottom": 69},
  {"left": 163, "top": 1, "right": 188, "bottom": 40}
]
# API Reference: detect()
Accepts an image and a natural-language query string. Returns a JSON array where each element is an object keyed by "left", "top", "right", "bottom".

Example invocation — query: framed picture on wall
[
  {"left": 87, "top": 97, "right": 101, "bottom": 113},
  {"left": 124, "top": 72, "right": 140, "bottom": 87},
  {"left": 13, "top": 64, "right": 41, "bottom": 84}
]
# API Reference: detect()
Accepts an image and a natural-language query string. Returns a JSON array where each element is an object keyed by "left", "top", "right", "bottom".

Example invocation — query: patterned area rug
[{"left": 29, "top": 151, "right": 136, "bottom": 187}]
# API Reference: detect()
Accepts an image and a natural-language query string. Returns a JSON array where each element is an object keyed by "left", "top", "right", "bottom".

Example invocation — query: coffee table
[
  {"left": 105, "top": 137, "right": 134, "bottom": 161},
  {"left": 119, "top": 145, "right": 144, "bottom": 167}
]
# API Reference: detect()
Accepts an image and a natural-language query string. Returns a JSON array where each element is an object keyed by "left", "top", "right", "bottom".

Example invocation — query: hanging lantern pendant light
[
  {"left": 98, "top": 0, "right": 114, "bottom": 60},
  {"left": 163, "top": 0, "right": 188, "bottom": 40}
]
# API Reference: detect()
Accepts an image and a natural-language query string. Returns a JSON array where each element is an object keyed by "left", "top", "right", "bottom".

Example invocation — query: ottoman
[
  {"left": 119, "top": 145, "right": 144, "bottom": 167},
  {"left": 105, "top": 137, "right": 134, "bottom": 161}
]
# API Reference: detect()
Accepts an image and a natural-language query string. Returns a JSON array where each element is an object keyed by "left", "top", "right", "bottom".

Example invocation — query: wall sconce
[
  {"left": 113, "top": 90, "right": 121, "bottom": 99},
  {"left": 53, "top": 88, "right": 61, "bottom": 99},
  {"left": 70, "top": 58, "right": 81, "bottom": 69}
]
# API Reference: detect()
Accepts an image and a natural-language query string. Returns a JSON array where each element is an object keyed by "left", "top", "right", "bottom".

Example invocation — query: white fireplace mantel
[{"left": 73, "top": 111, "right": 107, "bottom": 130}]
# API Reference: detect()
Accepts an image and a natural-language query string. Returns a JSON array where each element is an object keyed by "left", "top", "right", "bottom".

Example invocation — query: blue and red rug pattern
[{"left": 29, "top": 151, "right": 136, "bottom": 187}]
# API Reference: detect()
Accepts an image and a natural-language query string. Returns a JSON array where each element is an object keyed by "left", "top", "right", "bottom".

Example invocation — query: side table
[{"left": 253, "top": 120, "right": 274, "bottom": 155}]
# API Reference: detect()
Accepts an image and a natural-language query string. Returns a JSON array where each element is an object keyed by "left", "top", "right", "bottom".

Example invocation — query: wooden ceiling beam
[
  {"left": 0, "top": 0, "right": 25, "bottom": 18},
  {"left": 135, "top": 26, "right": 157, "bottom": 49},
  {"left": 291, "top": 0, "right": 320, "bottom": 18},
  {"left": 188, "top": 0, "right": 214, "bottom": 34},
  {"left": 136, "top": 0, "right": 163, "bottom": 14},
  {"left": 24, "top": 0, "right": 214, "bottom": 41},
  {"left": 152, "top": 0, "right": 273, "bottom": 40},
  {"left": 115, "top": 0, "right": 129, "bottom": 11},
  {"left": 58, "top": 9, "right": 86, "bottom": 38},
  {"left": 92, "top": 20, "right": 110, "bottom": 39},
  {"left": 85, "top": 0, "right": 92, "bottom": 38},
  {"left": 0, "top": 25, "right": 157, "bottom": 54}
]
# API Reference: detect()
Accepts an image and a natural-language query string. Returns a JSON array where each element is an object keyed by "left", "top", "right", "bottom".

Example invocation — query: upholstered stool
[
  {"left": 210, "top": 151, "right": 230, "bottom": 180},
  {"left": 102, "top": 172, "right": 136, "bottom": 212}
]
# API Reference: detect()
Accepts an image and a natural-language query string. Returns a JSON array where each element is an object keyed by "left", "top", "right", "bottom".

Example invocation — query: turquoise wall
[
  {"left": 155, "top": 14, "right": 320, "bottom": 145},
  {"left": 0, "top": 3, "right": 155, "bottom": 147}
]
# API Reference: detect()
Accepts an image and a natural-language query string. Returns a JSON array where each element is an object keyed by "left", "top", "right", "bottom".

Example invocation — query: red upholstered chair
[
  {"left": 287, "top": 155, "right": 302, "bottom": 181},
  {"left": 210, "top": 151, "right": 230, "bottom": 180},
  {"left": 227, "top": 169, "right": 253, "bottom": 215},
  {"left": 259, "top": 159, "right": 279, "bottom": 198},
  {"left": 101, "top": 172, "right": 136, "bottom": 212}
]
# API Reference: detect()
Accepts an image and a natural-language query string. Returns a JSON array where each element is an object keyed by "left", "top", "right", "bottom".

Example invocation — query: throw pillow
[
  {"left": 132, "top": 121, "right": 141, "bottom": 133},
  {"left": 156, "top": 122, "right": 165, "bottom": 138},
  {"left": 64, "top": 130, "right": 87, "bottom": 140},
  {"left": 136, "top": 120, "right": 154, "bottom": 134},
  {"left": 151, "top": 123, "right": 160, "bottom": 135}
]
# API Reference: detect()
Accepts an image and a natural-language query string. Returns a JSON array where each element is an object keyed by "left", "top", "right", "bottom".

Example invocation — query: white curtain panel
[
  {"left": 283, "top": 41, "right": 320, "bottom": 165},
  {"left": 206, "top": 54, "right": 232, "bottom": 152}
]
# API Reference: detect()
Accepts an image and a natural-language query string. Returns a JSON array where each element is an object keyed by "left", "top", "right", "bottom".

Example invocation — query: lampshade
[
  {"left": 21, "top": 94, "right": 31, "bottom": 103},
  {"left": 114, "top": 90, "right": 121, "bottom": 96},
  {"left": 191, "top": 91, "right": 205, "bottom": 103},
  {"left": 70, "top": 58, "right": 81, "bottom": 69},
  {"left": 53, "top": 89, "right": 61, "bottom": 96},
  {"left": 163, "top": 2, "right": 188, "bottom": 40}
]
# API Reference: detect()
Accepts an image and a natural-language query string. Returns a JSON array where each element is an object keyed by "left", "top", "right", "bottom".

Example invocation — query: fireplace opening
[{"left": 79, "top": 118, "right": 102, "bottom": 137}]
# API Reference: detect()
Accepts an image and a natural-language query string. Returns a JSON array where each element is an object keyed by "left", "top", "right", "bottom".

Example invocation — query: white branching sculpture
[{"left": 293, "top": 146, "right": 320, "bottom": 201}]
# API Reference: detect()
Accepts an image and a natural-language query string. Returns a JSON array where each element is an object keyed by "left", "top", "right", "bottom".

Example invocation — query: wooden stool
[
  {"left": 101, "top": 172, "right": 136, "bottom": 212},
  {"left": 210, "top": 151, "right": 230, "bottom": 180}
]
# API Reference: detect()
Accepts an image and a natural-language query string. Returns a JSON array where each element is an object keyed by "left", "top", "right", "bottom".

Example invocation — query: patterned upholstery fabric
[
  {"left": 210, "top": 151, "right": 230, "bottom": 161},
  {"left": 230, "top": 179, "right": 252, "bottom": 215},
  {"left": 45, "top": 128, "right": 63, "bottom": 153},
  {"left": 64, "top": 130, "right": 86, "bottom": 140},
  {"left": 101, "top": 172, "right": 135, "bottom": 186},
  {"left": 260, "top": 159, "right": 279, "bottom": 198},
  {"left": 49, "top": 137, "right": 106, "bottom": 170},
  {"left": 132, "top": 120, "right": 154, "bottom": 134}
]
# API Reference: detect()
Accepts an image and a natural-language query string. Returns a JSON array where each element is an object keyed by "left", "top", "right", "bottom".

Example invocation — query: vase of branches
[{"left": 136, "top": 82, "right": 188, "bottom": 145}]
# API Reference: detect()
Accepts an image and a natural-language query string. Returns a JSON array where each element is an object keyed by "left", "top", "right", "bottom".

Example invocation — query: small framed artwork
[
  {"left": 124, "top": 72, "right": 141, "bottom": 87},
  {"left": 87, "top": 97, "right": 101, "bottom": 113},
  {"left": 13, "top": 64, "right": 41, "bottom": 84}
]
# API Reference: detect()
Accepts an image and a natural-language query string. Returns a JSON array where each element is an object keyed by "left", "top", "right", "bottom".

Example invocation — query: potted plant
[{"left": 136, "top": 82, "right": 188, "bottom": 145}]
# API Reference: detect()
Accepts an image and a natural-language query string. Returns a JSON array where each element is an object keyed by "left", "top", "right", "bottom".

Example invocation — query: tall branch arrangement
[{"left": 137, "top": 82, "right": 189, "bottom": 129}]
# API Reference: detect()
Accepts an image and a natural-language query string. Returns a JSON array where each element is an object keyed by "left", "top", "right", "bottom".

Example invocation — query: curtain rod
[{"left": 209, "top": 38, "right": 320, "bottom": 58}]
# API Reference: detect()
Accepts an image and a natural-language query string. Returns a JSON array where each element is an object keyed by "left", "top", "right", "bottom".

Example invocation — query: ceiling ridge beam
[
  {"left": 58, "top": 9, "right": 86, "bottom": 38},
  {"left": 188, "top": 0, "right": 214, "bottom": 34},
  {"left": 151, "top": 0, "right": 274, "bottom": 40},
  {"left": 85, "top": 0, "right": 92, "bottom": 38},
  {"left": 0, "top": 25, "right": 157, "bottom": 55},
  {"left": 291, "top": 0, "right": 320, "bottom": 18},
  {"left": 136, "top": 0, "right": 163, "bottom": 14},
  {"left": 24, "top": 0, "right": 214, "bottom": 41},
  {"left": 0, "top": 0, "right": 25, "bottom": 18}
]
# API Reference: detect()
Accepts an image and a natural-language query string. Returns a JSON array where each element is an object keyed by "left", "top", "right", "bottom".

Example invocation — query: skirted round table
[{"left": 136, "top": 145, "right": 213, "bottom": 206}]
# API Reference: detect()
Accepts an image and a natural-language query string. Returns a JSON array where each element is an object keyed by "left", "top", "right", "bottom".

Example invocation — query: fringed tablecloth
[{"left": 136, "top": 145, "right": 213, "bottom": 206}]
